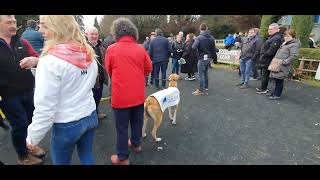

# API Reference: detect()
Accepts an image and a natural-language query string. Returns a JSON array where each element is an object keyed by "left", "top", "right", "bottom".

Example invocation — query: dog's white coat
[{"left": 150, "top": 87, "right": 180, "bottom": 112}]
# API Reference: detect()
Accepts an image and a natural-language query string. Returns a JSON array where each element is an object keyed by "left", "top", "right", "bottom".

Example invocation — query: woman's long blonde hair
[{"left": 40, "top": 15, "right": 94, "bottom": 60}]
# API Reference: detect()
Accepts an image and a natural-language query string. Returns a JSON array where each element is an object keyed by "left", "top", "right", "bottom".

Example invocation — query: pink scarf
[{"left": 48, "top": 44, "right": 92, "bottom": 69}]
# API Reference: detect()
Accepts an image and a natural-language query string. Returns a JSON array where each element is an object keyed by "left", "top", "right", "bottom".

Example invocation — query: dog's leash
[{"left": 153, "top": 78, "right": 170, "bottom": 81}]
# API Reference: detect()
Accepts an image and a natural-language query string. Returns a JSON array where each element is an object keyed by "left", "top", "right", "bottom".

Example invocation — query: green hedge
[
  {"left": 298, "top": 48, "right": 320, "bottom": 59},
  {"left": 291, "top": 48, "right": 320, "bottom": 79}
]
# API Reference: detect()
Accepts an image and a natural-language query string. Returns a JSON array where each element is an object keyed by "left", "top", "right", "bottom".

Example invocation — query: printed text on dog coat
[{"left": 151, "top": 87, "right": 180, "bottom": 112}]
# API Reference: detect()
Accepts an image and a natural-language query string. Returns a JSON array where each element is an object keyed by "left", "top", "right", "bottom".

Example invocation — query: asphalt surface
[{"left": 1, "top": 62, "right": 320, "bottom": 165}]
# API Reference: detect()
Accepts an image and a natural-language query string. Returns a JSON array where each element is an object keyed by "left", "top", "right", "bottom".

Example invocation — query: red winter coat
[{"left": 105, "top": 36, "right": 152, "bottom": 108}]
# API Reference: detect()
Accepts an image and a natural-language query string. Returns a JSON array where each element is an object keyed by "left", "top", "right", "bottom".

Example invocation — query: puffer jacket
[
  {"left": 270, "top": 39, "right": 300, "bottom": 79},
  {"left": 257, "top": 32, "right": 283, "bottom": 68}
]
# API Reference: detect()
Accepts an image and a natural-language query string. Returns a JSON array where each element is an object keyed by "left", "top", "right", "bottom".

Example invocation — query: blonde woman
[{"left": 26, "top": 15, "right": 98, "bottom": 165}]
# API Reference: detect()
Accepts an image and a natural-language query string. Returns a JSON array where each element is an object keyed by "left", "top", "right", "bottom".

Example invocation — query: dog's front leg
[
  {"left": 168, "top": 106, "right": 173, "bottom": 120},
  {"left": 172, "top": 105, "right": 178, "bottom": 125}
]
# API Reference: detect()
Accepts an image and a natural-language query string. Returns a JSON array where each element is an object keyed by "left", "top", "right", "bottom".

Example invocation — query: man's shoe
[
  {"left": 256, "top": 89, "right": 269, "bottom": 94},
  {"left": 204, "top": 89, "right": 209, "bottom": 96},
  {"left": 192, "top": 89, "right": 204, "bottom": 96},
  {"left": 239, "top": 84, "right": 249, "bottom": 89},
  {"left": 268, "top": 96, "right": 281, "bottom": 100},
  {"left": 29, "top": 145, "right": 46, "bottom": 158},
  {"left": 128, "top": 139, "right": 142, "bottom": 154},
  {"left": 185, "top": 77, "right": 191, "bottom": 81},
  {"left": 98, "top": 113, "right": 107, "bottom": 119},
  {"left": 266, "top": 92, "right": 274, "bottom": 96},
  {"left": 17, "top": 154, "right": 43, "bottom": 165},
  {"left": 110, "top": 155, "right": 129, "bottom": 165},
  {"left": 235, "top": 82, "right": 244, "bottom": 86}
]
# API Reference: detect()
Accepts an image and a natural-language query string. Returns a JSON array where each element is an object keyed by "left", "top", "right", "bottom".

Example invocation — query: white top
[
  {"left": 26, "top": 55, "right": 98, "bottom": 145},
  {"left": 151, "top": 87, "right": 180, "bottom": 112}
]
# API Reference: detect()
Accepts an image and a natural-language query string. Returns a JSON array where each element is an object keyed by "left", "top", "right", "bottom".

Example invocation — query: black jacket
[
  {"left": 192, "top": 31, "right": 216, "bottom": 60},
  {"left": 181, "top": 40, "right": 198, "bottom": 73},
  {"left": 0, "top": 35, "right": 34, "bottom": 99},
  {"left": 90, "top": 39, "right": 109, "bottom": 87},
  {"left": 171, "top": 40, "right": 185, "bottom": 59},
  {"left": 257, "top": 32, "right": 283, "bottom": 68}
]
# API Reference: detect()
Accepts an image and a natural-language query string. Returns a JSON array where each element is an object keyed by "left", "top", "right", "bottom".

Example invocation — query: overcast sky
[{"left": 83, "top": 15, "right": 103, "bottom": 30}]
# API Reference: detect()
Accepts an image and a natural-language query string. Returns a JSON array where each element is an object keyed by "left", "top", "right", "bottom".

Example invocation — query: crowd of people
[
  {"left": 235, "top": 23, "right": 301, "bottom": 100},
  {"left": 0, "top": 15, "right": 307, "bottom": 165}
]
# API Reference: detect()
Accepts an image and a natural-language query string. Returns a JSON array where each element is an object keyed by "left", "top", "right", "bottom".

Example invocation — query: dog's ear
[{"left": 168, "top": 74, "right": 173, "bottom": 81}]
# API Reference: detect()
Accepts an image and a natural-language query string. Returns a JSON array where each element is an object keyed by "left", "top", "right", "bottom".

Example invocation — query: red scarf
[{"left": 48, "top": 44, "right": 92, "bottom": 69}]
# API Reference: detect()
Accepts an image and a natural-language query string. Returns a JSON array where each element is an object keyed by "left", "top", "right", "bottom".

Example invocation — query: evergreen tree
[
  {"left": 73, "top": 15, "right": 85, "bottom": 32},
  {"left": 291, "top": 15, "right": 314, "bottom": 48},
  {"left": 259, "top": 15, "right": 281, "bottom": 41}
]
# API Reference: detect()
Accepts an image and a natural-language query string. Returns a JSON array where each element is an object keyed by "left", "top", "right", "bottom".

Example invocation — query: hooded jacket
[
  {"left": 192, "top": 30, "right": 216, "bottom": 59},
  {"left": 26, "top": 43, "right": 98, "bottom": 145}
]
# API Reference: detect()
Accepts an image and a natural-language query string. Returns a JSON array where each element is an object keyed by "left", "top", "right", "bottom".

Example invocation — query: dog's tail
[{"left": 144, "top": 98, "right": 152, "bottom": 118}]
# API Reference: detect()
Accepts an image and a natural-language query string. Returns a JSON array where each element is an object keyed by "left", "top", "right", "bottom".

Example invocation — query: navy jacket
[
  {"left": 192, "top": 31, "right": 216, "bottom": 60},
  {"left": 148, "top": 35, "right": 171, "bottom": 64},
  {"left": 21, "top": 27, "right": 44, "bottom": 54}
]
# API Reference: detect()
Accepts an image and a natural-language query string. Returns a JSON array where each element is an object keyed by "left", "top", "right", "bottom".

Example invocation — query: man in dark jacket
[
  {"left": 192, "top": 23, "right": 216, "bottom": 96},
  {"left": 148, "top": 28, "right": 171, "bottom": 89},
  {"left": 256, "top": 23, "right": 283, "bottom": 94},
  {"left": 236, "top": 28, "right": 262, "bottom": 89},
  {"left": 0, "top": 15, "right": 44, "bottom": 165},
  {"left": 86, "top": 27, "right": 108, "bottom": 119},
  {"left": 21, "top": 20, "right": 44, "bottom": 54}
]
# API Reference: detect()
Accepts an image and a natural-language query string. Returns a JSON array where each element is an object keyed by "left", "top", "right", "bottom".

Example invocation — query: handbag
[
  {"left": 268, "top": 58, "right": 283, "bottom": 72},
  {"left": 178, "top": 58, "right": 186, "bottom": 65}
]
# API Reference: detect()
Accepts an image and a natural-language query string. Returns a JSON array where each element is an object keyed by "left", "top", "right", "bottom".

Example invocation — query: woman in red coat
[{"left": 105, "top": 17, "right": 152, "bottom": 165}]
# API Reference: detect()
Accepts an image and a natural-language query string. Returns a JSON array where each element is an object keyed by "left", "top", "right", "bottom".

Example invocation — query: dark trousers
[
  {"left": 153, "top": 62, "right": 168, "bottom": 88},
  {"left": 260, "top": 67, "right": 270, "bottom": 90},
  {"left": 92, "top": 80, "right": 104, "bottom": 113},
  {"left": 273, "top": 79, "right": 284, "bottom": 97},
  {"left": 0, "top": 91, "right": 34, "bottom": 158},
  {"left": 252, "top": 60, "right": 259, "bottom": 78},
  {"left": 146, "top": 65, "right": 155, "bottom": 85},
  {"left": 112, "top": 104, "right": 144, "bottom": 160},
  {"left": 188, "top": 73, "right": 195, "bottom": 78}
]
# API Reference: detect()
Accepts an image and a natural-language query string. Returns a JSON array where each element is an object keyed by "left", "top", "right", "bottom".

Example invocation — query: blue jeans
[
  {"left": 51, "top": 111, "right": 98, "bottom": 165},
  {"left": 198, "top": 59, "right": 210, "bottom": 92},
  {"left": 171, "top": 58, "right": 180, "bottom": 74},
  {"left": 0, "top": 90, "right": 34, "bottom": 158},
  {"left": 273, "top": 79, "right": 284, "bottom": 97},
  {"left": 153, "top": 61, "right": 168, "bottom": 88},
  {"left": 240, "top": 58, "right": 253, "bottom": 85},
  {"left": 112, "top": 104, "right": 144, "bottom": 161}
]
